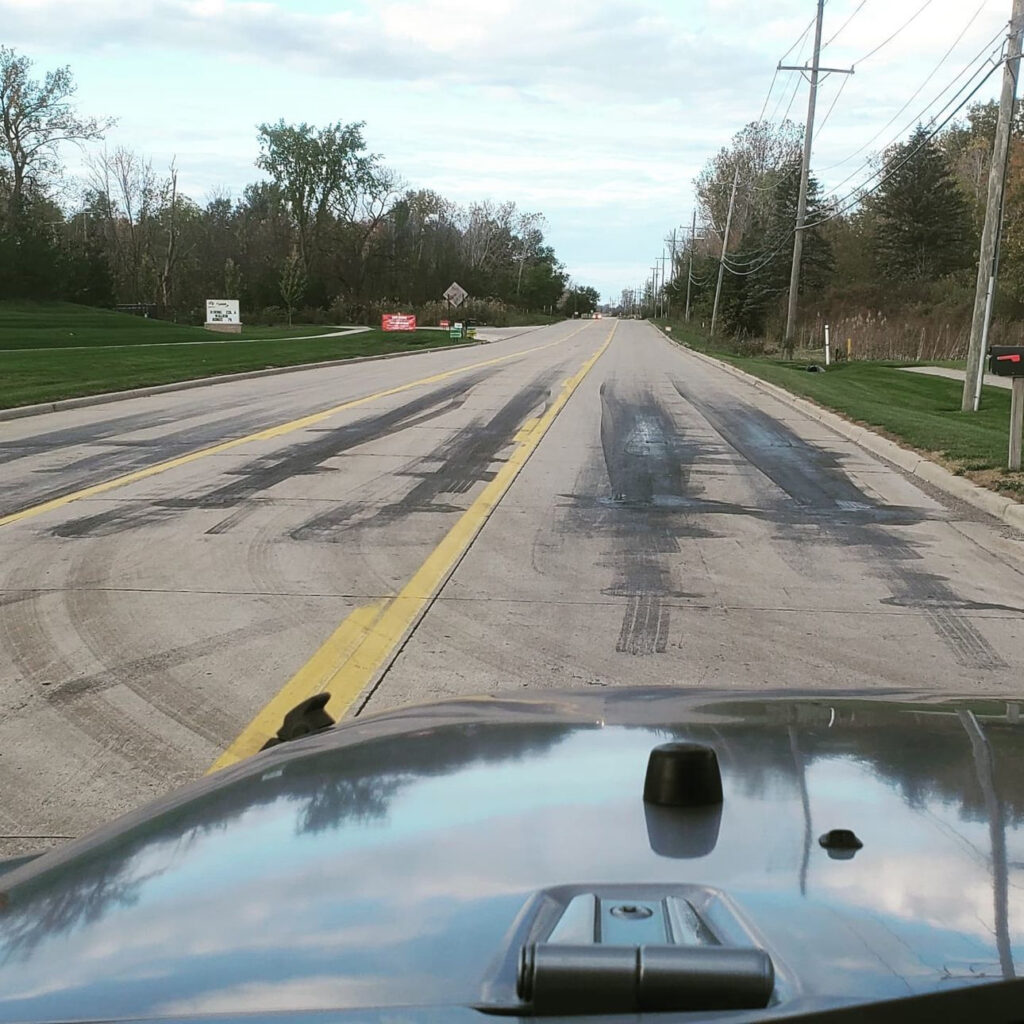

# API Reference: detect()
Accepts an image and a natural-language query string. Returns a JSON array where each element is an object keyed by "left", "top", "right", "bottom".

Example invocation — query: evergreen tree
[{"left": 871, "top": 125, "right": 972, "bottom": 282}]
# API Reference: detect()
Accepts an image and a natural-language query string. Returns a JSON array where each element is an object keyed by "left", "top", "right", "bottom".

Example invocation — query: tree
[
  {"left": 696, "top": 120, "right": 802, "bottom": 250},
  {"left": 870, "top": 125, "right": 972, "bottom": 283},
  {"left": 223, "top": 257, "right": 243, "bottom": 301},
  {"left": 559, "top": 284, "right": 599, "bottom": 316},
  {"left": 255, "top": 119, "right": 381, "bottom": 277},
  {"left": 279, "top": 249, "right": 307, "bottom": 324},
  {"left": 0, "top": 47, "right": 112, "bottom": 222}
]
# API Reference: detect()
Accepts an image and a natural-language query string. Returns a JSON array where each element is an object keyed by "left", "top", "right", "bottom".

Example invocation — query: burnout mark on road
[
  {"left": 565, "top": 384, "right": 723, "bottom": 656},
  {"left": 292, "top": 373, "right": 559, "bottom": 541},
  {"left": 674, "top": 378, "right": 1006, "bottom": 671},
  {"left": 51, "top": 372, "right": 493, "bottom": 539}
]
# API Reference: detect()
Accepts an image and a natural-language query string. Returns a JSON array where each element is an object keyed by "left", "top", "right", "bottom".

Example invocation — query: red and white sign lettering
[
  {"left": 382, "top": 313, "right": 417, "bottom": 332},
  {"left": 439, "top": 319, "right": 450, "bottom": 328}
]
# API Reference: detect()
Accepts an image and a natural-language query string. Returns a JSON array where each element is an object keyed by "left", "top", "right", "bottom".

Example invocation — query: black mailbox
[{"left": 989, "top": 346, "right": 1024, "bottom": 376}]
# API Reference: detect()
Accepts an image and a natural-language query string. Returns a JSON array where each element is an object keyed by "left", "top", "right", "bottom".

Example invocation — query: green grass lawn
[
  {"left": 1, "top": 325, "right": 471, "bottom": 409},
  {"left": 0, "top": 301, "right": 343, "bottom": 350},
  {"left": 661, "top": 321, "right": 1024, "bottom": 496}
]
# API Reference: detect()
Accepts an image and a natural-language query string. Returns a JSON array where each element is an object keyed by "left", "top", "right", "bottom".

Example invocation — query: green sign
[{"left": 450, "top": 322, "right": 463, "bottom": 339}]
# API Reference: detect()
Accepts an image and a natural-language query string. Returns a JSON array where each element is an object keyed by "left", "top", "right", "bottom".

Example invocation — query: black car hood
[{"left": 0, "top": 688, "right": 1023, "bottom": 1022}]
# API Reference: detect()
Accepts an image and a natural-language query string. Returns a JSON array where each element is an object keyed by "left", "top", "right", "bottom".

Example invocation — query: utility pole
[
  {"left": 781, "top": 0, "right": 853, "bottom": 353},
  {"left": 963, "top": 0, "right": 1024, "bottom": 412},
  {"left": 711, "top": 167, "right": 739, "bottom": 338},
  {"left": 666, "top": 230, "right": 677, "bottom": 319},
  {"left": 650, "top": 265, "right": 658, "bottom": 318},
  {"left": 685, "top": 209, "right": 696, "bottom": 323},
  {"left": 658, "top": 253, "right": 669, "bottom": 319}
]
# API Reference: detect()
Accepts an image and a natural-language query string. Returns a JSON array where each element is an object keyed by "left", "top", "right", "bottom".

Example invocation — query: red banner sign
[
  {"left": 382, "top": 313, "right": 417, "bottom": 332},
  {"left": 439, "top": 319, "right": 450, "bottom": 328}
]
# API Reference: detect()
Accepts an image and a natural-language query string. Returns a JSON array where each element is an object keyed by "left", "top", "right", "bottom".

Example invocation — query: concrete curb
[
  {"left": 0, "top": 338, "right": 494, "bottom": 423},
  {"left": 658, "top": 330, "right": 1024, "bottom": 534}
]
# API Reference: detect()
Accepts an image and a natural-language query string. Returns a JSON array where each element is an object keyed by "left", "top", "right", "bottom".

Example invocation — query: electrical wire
[
  {"left": 814, "top": 35, "right": 1004, "bottom": 203},
  {"left": 757, "top": 65, "right": 781, "bottom": 124},
  {"left": 758, "top": 12, "right": 821, "bottom": 126},
  {"left": 723, "top": 231, "right": 797, "bottom": 276},
  {"left": 815, "top": 3, "right": 994, "bottom": 172},
  {"left": 768, "top": 15, "right": 816, "bottom": 124},
  {"left": 780, "top": 7, "right": 824, "bottom": 63},
  {"left": 815, "top": 72, "right": 852, "bottom": 137},
  {"left": 852, "top": 0, "right": 935, "bottom": 66},
  {"left": 822, "top": 1, "right": 868, "bottom": 50},
  {"left": 779, "top": 67, "right": 805, "bottom": 125},
  {"left": 804, "top": 54, "right": 1005, "bottom": 229}
]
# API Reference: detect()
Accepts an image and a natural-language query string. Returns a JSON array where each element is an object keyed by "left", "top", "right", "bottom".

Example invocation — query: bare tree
[
  {"left": 0, "top": 46, "right": 113, "bottom": 219},
  {"left": 87, "top": 146, "right": 160, "bottom": 300}
]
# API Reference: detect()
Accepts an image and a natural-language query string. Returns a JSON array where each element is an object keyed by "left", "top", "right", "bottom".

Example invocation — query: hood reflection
[{"left": 0, "top": 694, "right": 1021, "bottom": 1020}]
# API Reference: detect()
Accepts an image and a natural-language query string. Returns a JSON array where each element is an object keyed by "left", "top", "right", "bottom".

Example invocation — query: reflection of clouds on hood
[
  {"left": 153, "top": 974, "right": 414, "bottom": 1015},
  {"left": 820, "top": 853, "right": 1024, "bottom": 942}
]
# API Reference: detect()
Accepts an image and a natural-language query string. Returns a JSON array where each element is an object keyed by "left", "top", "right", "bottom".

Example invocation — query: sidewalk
[{"left": 900, "top": 365, "right": 1012, "bottom": 390}]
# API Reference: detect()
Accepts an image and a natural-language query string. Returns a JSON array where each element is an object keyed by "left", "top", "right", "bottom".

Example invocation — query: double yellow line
[{"left": 209, "top": 323, "right": 616, "bottom": 771}]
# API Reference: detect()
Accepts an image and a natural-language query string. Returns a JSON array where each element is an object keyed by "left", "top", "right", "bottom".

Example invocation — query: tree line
[
  {"left": 627, "top": 102, "right": 1024, "bottom": 359},
  {"left": 0, "top": 47, "right": 597, "bottom": 324}
]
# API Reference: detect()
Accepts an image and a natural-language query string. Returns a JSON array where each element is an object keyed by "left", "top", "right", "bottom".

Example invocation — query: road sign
[
  {"left": 450, "top": 321, "right": 463, "bottom": 340},
  {"left": 382, "top": 313, "right": 417, "bottom": 332},
  {"left": 443, "top": 282, "right": 468, "bottom": 307},
  {"left": 439, "top": 319, "right": 450, "bottom": 329}
]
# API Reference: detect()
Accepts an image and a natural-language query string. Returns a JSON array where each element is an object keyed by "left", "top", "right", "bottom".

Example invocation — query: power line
[
  {"left": 781, "top": 8, "right": 824, "bottom": 62},
  {"left": 768, "top": 16, "right": 816, "bottom": 123},
  {"left": 814, "top": 33, "right": 1004, "bottom": 202},
  {"left": 815, "top": 72, "right": 852, "bottom": 136},
  {"left": 822, "top": 0, "right": 868, "bottom": 50},
  {"left": 804, "top": 54, "right": 1005, "bottom": 229},
  {"left": 815, "top": 4, "right": 994, "bottom": 173},
  {"left": 852, "top": 0, "right": 936, "bottom": 66}
]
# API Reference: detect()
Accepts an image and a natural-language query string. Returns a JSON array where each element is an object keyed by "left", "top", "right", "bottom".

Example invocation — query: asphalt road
[{"left": 3, "top": 318, "right": 1024, "bottom": 855}]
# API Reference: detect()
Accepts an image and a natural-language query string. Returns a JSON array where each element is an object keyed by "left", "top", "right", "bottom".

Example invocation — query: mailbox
[{"left": 988, "top": 346, "right": 1024, "bottom": 376}]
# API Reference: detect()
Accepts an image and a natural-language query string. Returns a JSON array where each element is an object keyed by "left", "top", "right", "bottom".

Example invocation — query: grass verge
[
  {"left": 658, "top": 319, "right": 1024, "bottom": 498},
  {"left": 0, "top": 329, "right": 474, "bottom": 409},
  {"left": 0, "top": 301, "right": 345, "bottom": 350}
]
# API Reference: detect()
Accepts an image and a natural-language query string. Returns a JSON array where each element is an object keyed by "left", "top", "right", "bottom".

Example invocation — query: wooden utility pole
[
  {"left": 963, "top": 0, "right": 1024, "bottom": 412},
  {"left": 781, "top": 0, "right": 853, "bottom": 353},
  {"left": 711, "top": 168, "right": 740, "bottom": 338},
  {"left": 685, "top": 209, "right": 696, "bottom": 323},
  {"left": 666, "top": 230, "right": 677, "bottom": 318},
  {"left": 659, "top": 252, "right": 669, "bottom": 318}
]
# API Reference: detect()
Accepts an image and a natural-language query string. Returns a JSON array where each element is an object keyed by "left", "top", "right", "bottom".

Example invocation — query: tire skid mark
[
  {"left": 51, "top": 370, "right": 493, "bottom": 539},
  {"left": 563, "top": 383, "right": 719, "bottom": 656},
  {"left": 291, "top": 371, "right": 560, "bottom": 541},
  {"left": 674, "top": 378, "right": 1007, "bottom": 672}
]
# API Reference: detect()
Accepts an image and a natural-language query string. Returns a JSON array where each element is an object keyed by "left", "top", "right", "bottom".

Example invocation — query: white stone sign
[
  {"left": 206, "top": 299, "right": 240, "bottom": 324},
  {"left": 205, "top": 299, "right": 242, "bottom": 333}
]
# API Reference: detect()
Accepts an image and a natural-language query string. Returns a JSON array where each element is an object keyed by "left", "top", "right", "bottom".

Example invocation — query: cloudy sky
[{"left": 0, "top": 0, "right": 1014, "bottom": 300}]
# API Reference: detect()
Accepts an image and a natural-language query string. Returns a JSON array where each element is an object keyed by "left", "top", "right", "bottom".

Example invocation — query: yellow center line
[
  {"left": 0, "top": 325, "right": 591, "bottom": 530},
  {"left": 208, "top": 321, "right": 617, "bottom": 772}
]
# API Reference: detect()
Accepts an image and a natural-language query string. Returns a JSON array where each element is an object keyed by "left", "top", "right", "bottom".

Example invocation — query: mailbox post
[{"left": 988, "top": 347, "right": 1024, "bottom": 470}]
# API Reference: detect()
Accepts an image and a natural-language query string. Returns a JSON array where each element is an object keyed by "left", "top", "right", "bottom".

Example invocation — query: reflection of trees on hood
[
  {"left": 662, "top": 700, "right": 1024, "bottom": 827},
  {"left": 0, "top": 723, "right": 575, "bottom": 959}
]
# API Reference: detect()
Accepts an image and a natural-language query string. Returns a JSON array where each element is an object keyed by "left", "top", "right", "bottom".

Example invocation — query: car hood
[{"left": 0, "top": 687, "right": 1023, "bottom": 1022}]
